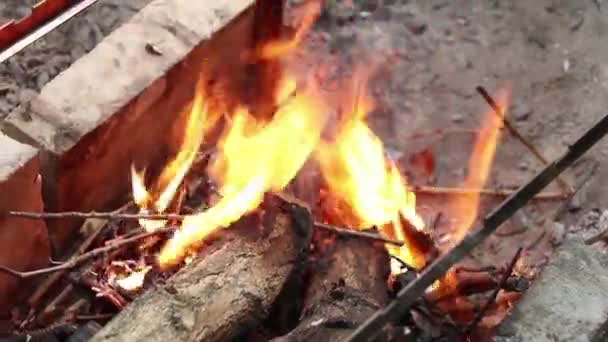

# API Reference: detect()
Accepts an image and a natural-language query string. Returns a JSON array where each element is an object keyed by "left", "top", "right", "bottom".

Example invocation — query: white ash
[{"left": 567, "top": 209, "right": 608, "bottom": 243}]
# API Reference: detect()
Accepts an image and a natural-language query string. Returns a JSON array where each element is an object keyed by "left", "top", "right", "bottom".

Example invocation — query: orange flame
[
  {"left": 447, "top": 88, "right": 510, "bottom": 245},
  {"left": 115, "top": 265, "right": 151, "bottom": 292},
  {"left": 158, "top": 76, "right": 328, "bottom": 265},
  {"left": 125, "top": 4, "right": 505, "bottom": 279},
  {"left": 258, "top": 0, "right": 321, "bottom": 60},
  {"left": 316, "top": 77, "right": 426, "bottom": 272},
  {"left": 131, "top": 81, "right": 215, "bottom": 232}
]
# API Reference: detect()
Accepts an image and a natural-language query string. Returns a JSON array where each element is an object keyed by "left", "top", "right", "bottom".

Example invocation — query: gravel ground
[{"left": 0, "top": 0, "right": 152, "bottom": 117}]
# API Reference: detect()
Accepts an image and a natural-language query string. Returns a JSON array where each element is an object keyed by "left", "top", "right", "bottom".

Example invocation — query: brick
[
  {"left": 493, "top": 238, "right": 608, "bottom": 342},
  {"left": 2, "top": 0, "right": 256, "bottom": 249},
  {"left": 4, "top": 0, "right": 253, "bottom": 154},
  {"left": 0, "top": 134, "right": 49, "bottom": 314}
]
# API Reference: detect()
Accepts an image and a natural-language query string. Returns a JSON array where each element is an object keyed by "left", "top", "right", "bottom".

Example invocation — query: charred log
[
  {"left": 90, "top": 195, "right": 312, "bottom": 342},
  {"left": 272, "top": 237, "right": 390, "bottom": 342}
]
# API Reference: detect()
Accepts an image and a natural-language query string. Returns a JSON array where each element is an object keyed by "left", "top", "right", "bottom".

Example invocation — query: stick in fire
[{"left": 345, "top": 111, "right": 608, "bottom": 342}]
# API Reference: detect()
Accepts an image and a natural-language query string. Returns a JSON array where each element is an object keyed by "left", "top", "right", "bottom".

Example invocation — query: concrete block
[
  {"left": 493, "top": 239, "right": 608, "bottom": 342},
  {"left": 0, "top": 134, "right": 49, "bottom": 314}
]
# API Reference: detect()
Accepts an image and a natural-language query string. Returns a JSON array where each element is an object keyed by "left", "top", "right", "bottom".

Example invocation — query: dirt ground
[
  {"left": 299, "top": 0, "right": 608, "bottom": 272},
  {"left": 1, "top": 0, "right": 608, "bottom": 305}
]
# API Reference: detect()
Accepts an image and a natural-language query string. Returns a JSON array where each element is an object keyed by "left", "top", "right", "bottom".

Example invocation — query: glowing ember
[{"left": 115, "top": 266, "right": 152, "bottom": 292}]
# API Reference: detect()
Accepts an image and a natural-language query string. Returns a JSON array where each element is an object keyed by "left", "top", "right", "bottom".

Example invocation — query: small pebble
[
  {"left": 451, "top": 113, "right": 464, "bottom": 123},
  {"left": 518, "top": 161, "right": 529, "bottom": 170},
  {"left": 550, "top": 222, "right": 566, "bottom": 246},
  {"left": 563, "top": 59, "right": 571, "bottom": 72},
  {"left": 513, "top": 103, "right": 532, "bottom": 121}
]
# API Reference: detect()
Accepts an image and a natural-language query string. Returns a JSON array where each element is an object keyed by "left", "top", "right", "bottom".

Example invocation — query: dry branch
[
  {"left": 0, "top": 227, "right": 176, "bottom": 279},
  {"left": 476, "top": 86, "right": 572, "bottom": 194},
  {"left": 465, "top": 248, "right": 523, "bottom": 334},
  {"left": 272, "top": 236, "right": 389, "bottom": 341},
  {"left": 412, "top": 185, "right": 566, "bottom": 200},
  {"left": 91, "top": 195, "right": 312, "bottom": 342},
  {"left": 4, "top": 210, "right": 401, "bottom": 245},
  {"left": 4, "top": 211, "right": 185, "bottom": 221},
  {"left": 314, "top": 222, "right": 403, "bottom": 246},
  {"left": 346, "top": 112, "right": 608, "bottom": 342}
]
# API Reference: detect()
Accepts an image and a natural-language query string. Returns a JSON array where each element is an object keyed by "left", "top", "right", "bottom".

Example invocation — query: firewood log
[
  {"left": 91, "top": 195, "right": 312, "bottom": 342},
  {"left": 272, "top": 237, "right": 390, "bottom": 342}
]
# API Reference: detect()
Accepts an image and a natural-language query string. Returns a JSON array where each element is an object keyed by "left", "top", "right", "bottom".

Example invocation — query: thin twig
[
  {"left": 4, "top": 185, "right": 567, "bottom": 223},
  {"left": 431, "top": 212, "right": 443, "bottom": 230},
  {"left": 476, "top": 86, "right": 572, "bottom": 194},
  {"left": 314, "top": 222, "right": 403, "bottom": 246},
  {"left": 345, "top": 113, "right": 608, "bottom": 342},
  {"left": 74, "top": 313, "right": 114, "bottom": 321},
  {"left": 403, "top": 128, "right": 479, "bottom": 141},
  {"left": 0, "top": 227, "right": 177, "bottom": 279},
  {"left": 5, "top": 209, "right": 403, "bottom": 246},
  {"left": 4, "top": 211, "right": 186, "bottom": 221},
  {"left": 27, "top": 209, "right": 125, "bottom": 310},
  {"left": 526, "top": 231, "right": 546, "bottom": 251},
  {"left": 465, "top": 248, "right": 523, "bottom": 335},
  {"left": 412, "top": 185, "right": 567, "bottom": 199}
]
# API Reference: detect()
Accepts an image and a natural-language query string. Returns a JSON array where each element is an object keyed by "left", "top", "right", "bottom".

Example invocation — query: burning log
[
  {"left": 272, "top": 237, "right": 390, "bottom": 341},
  {"left": 91, "top": 195, "right": 312, "bottom": 342}
]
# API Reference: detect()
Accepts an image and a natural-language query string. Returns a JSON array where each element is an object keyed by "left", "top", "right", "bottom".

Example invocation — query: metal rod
[
  {"left": 344, "top": 112, "right": 608, "bottom": 342},
  {"left": 0, "top": 0, "right": 100, "bottom": 63}
]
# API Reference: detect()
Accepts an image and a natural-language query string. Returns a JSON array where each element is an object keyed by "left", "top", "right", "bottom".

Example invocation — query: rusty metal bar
[{"left": 0, "top": 0, "right": 100, "bottom": 63}]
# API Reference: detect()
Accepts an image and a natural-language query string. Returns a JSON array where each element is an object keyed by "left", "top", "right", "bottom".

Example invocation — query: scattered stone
[
  {"left": 407, "top": 22, "right": 427, "bottom": 35},
  {"left": 512, "top": 103, "right": 532, "bottom": 121},
  {"left": 563, "top": 58, "right": 571, "bottom": 73},
  {"left": 518, "top": 161, "right": 528, "bottom": 170},
  {"left": 494, "top": 238, "right": 608, "bottom": 341},
  {"left": 567, "top": 209, "right": 608, "bottom": 242},
  {"left": 549, "top": 221, "right": 566, "bottom": 246},
  {"left": 451, "top": 113, "right": 464, "bottom": 123}
]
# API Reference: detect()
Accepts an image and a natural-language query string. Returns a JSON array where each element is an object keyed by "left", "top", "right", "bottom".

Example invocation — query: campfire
[
  {"left": 96, "top": 0, "right": 515, "bottom": 337},
  {"left": 3, "top": 0, "right": 608, "bottom": 341}
]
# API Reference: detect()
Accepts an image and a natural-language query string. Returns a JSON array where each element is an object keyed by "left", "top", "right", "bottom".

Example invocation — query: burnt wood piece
[
  {"left": 248, "top": 0, "right": 284, "bottom": 121},
  {"left": 90, "top": 195, "right": 312, "bottom": 342},
  {"left": 272, "top": 238, "right": 390, "bottom": 342}
]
